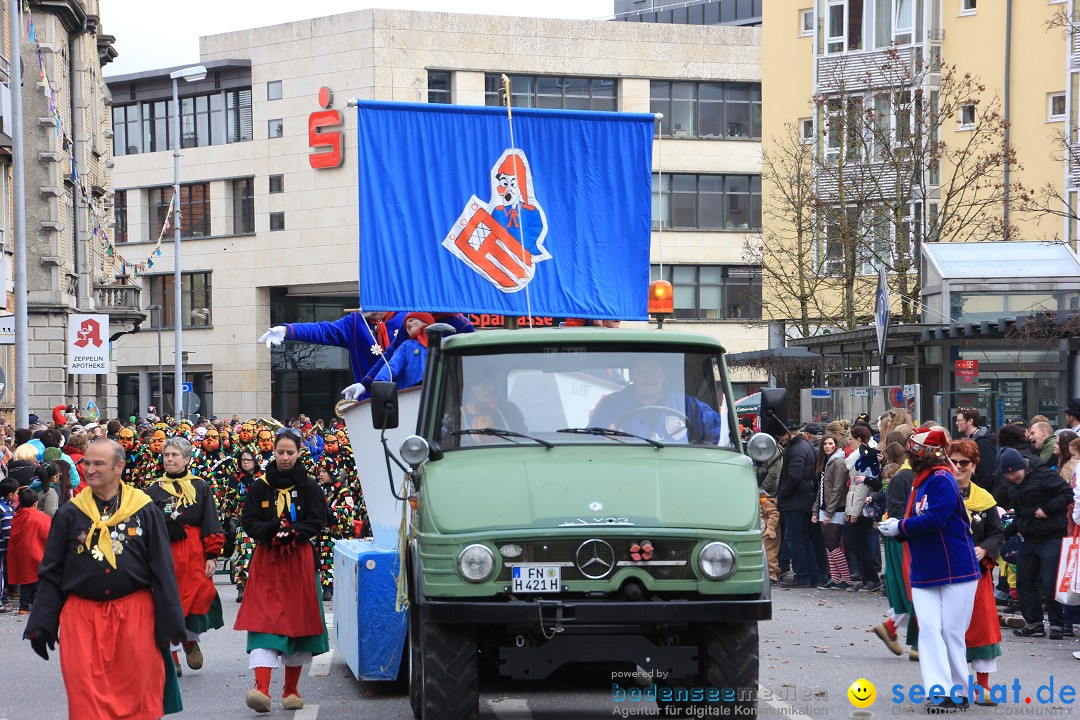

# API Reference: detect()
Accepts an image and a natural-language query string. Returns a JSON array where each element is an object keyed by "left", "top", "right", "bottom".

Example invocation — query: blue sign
[
  {"left": 182, "top": 382, "right": 193, "bottom": 394},
  {"left": 356, "top": 101, "right": 654, "bottom": 320}
]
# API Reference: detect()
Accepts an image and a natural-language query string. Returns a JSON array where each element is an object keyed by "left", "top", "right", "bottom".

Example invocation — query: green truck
[{"left": 370, "top": 325, "right": 778, "bottom": 720}]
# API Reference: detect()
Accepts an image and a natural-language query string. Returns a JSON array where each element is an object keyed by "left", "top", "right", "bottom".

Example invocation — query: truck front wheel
[
  {"left": 700, "top": 622, "right": 758, "bottom": 718},
  {"left": 420, "top": 620, "right": 479, "bottom": 720}
]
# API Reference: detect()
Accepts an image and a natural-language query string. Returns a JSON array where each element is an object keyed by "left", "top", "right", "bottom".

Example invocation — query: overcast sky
[{"left": 103, "top": 0, "right": 618, "bottom": 77}]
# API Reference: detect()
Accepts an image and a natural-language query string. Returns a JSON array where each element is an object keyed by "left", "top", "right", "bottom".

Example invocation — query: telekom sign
[{"left": 309, "top": 86, "right": 344, "bottom": 169}]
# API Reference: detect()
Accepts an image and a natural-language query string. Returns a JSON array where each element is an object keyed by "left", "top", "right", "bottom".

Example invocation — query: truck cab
[{"left": 376, "top": 327, "right": 772, "bottom": 720}]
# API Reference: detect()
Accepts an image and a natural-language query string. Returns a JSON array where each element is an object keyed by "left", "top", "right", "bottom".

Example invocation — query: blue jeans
[{"left": 782, "top": 511, "right": 819, "bottom": 583}]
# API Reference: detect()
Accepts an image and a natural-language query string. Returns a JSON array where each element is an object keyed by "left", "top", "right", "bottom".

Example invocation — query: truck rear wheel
[{"left": 420, "top": 620, "right": 479, "bottom": 720}]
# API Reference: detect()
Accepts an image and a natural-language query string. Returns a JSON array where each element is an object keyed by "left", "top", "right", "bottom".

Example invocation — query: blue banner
[{"left": 356, "top": 101, "right": 653, "bottom": 320}]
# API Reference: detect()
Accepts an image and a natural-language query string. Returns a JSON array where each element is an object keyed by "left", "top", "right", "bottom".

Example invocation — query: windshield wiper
[
  {"left": 556, "top": 426, "right": 664, "bottom": 449},
  {"left": 451, "top": 428, "right": 554, "bottom": 449}
]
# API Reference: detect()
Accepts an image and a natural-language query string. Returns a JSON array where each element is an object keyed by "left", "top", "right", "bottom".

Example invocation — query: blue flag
[{"left": 356, "top": 101, "right": 653, "bottom": 320}]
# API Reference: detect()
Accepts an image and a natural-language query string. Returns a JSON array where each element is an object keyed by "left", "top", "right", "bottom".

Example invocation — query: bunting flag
[{"left": 22, "top": 1, "right": 169, "bottom": 279}]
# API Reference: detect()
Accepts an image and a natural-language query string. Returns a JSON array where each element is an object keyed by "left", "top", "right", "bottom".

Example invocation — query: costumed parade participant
[
  {"left": 25, "top": 439, "right": 186, "bottom": 720},
  {"left": 224, "top": 449, "right": 261, "bottom": 603},
  {"left": 878, "top": 430, "right": 981, "bottom": 712},
  {"left": 147, "top": 437, "right": 226, "bottom": 676},
  {"left": 256, "top": 428, "right": 276, "bottom": 470},
  {"left": 948, "top": 439, "right": 1004, "bottom": 706},
  {"left": 315, "top": 463, "right": 355, "bottom": 601},
  {"left": 365, "top": 312, "right": 435, "bottom": 392},
  {"left": 117, "top": 426, "right": 144, "bottom": 486},
  {"left": 134, "top": 428, "right": 168, "bottom": 489},
  {"left": 234, "top": 422, "right": 258, "bottom": 458},
  {"left": 235, "top": 431, "right": 329, "bottom": 713},
  {"left": 192, "top": 426, "right": 237, "bottom": 524}
]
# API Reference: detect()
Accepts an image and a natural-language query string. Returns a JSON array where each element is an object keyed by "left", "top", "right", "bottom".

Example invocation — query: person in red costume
[
  {"left": 7, "top": 488, "right": 52, "bottom": 613},
  {"left": 147, "top": 436, "right": 225, "bottom": 676}
]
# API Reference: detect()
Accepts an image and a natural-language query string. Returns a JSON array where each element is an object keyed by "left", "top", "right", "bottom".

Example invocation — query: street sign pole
[{"left": 874, "top": 266, "right": 890, "bottom": 386}]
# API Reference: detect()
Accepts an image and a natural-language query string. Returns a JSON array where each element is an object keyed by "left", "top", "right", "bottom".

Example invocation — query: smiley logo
[{"left": 848, "top": 678, "right": 876, "bottom": 708}]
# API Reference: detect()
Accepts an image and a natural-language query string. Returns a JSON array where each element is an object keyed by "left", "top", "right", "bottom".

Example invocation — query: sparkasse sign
[{"left": 67, "top": 313, "right": 110, "bottom": 375}]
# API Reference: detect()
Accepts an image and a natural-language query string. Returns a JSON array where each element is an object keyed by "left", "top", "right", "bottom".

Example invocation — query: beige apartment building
[{"left": 106, "top": 9, "right": 766, "bottom": 420}]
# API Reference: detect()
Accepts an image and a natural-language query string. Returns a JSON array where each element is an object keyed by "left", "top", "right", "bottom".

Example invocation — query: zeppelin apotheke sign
[{"left": 68, "top": 314, "right": 110, "bottom": 375}]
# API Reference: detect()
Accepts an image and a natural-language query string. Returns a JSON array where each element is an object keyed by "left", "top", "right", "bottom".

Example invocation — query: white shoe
[{"left": 1073, "top": 651, "right": 1080, "bottom": 660}]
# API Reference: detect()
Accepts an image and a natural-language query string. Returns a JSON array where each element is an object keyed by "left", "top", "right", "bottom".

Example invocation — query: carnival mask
[
  {"left": 220, "top": 430, "right": 232, "bottom": 451},
  {"left": 150, "top": 429, "right": 167, "bottom": 455},
  {"left": 239, "top": 423, "right": 255, "bottom": 443},
  {"left": 118, "top": 427, "right": 136, "bottom": 452},
  {"left": 257, "top": 429, "right": 274, "bottom": 453},
  {"left": 203, "top": 429, "right": 220, "bottom": 453},
  {"left": 323, "top": 435, "right": 339, "bottom": 455},
  {"left": 335, "top": 430, "right": 349, "bottom": 446}
]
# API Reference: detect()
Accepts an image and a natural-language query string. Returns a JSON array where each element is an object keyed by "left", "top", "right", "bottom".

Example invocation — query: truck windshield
[{"left": 434, "top": 348, "right": 737, "bottom": 450}]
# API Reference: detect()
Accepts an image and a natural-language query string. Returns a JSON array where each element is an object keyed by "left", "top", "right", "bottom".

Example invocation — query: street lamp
[
  {"left": 145, "top": 304, "right": 163, "bottom": 414},
  {"left": 169, "top": 64, "right": 206, "bottom": 420}
]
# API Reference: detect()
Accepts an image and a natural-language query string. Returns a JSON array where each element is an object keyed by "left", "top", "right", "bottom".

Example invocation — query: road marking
[
  {"left": 486, "top": 697, "right": 531, "bottom": 719},
  {"left": 758, "top": 683, "right": 813, "bottom": 718},
  {"left": 293, "top": 704, "right": 319, "bottom": 720},
  {"left": 324, "top": 611, "right": 334, "bottom": 630},
  {"left": 309, "top": 650, "right": 334, "bottom": 677}
]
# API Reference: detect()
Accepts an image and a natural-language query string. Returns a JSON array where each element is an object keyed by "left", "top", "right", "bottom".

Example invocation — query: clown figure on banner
[{"left": 314, "top": 462, "right": 355, "bottom": 601}]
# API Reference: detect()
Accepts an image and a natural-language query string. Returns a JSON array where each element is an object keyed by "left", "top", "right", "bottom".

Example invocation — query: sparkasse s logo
[{"left": 309, "top": 86, "right": 344, "bottom": 169}]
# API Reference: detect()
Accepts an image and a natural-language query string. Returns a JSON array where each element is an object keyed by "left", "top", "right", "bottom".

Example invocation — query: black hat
[
  {"left": 855, "top": 412, "right": 871, "bottom": 424},
  {"left": 801, "top": 422, "right": 824, "bottom": 436},
  {"left": 28, "top": 414, "right": 39, "bottom": 425},
  {"left": 1009, "top": 417, "right": 1028, "bottom": 429},
  {"left": 785, "top": 420, "right": 801, "bottom": 431},
  {"left": 1066, "top": 398, "right": 1080, "bottom": 418}
]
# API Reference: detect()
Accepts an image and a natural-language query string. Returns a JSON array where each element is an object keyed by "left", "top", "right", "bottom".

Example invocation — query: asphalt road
[{"left": 2, "top": 577, "right": 1078, "bottom": 719}]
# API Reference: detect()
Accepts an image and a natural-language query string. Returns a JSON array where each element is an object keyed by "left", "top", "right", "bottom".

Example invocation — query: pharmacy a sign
[{"left": 68, "top": 313, "right": 109, "bottom": 375}]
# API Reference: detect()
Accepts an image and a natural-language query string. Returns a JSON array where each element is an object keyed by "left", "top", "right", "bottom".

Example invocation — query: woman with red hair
[{"left": 948, "top": 438, "right": 1004, "bottom": 706}]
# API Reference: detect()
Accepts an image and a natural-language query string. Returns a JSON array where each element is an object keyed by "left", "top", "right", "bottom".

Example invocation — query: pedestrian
[
  {"left": 1029, "top": 422, "right": 1058, "bottom": 468},
  {"left": 948, "top": 439, "right": 1003, "bottom": 706},
  {"left": 7, "top": 488, "right": 51, "bottom": 614},
  {"left": 147, "top": 436, "right": 225, "bottom": 676},
  {"left": 845, "top": 426, "right": 883, "bottom": 591},
  {"left": 878, "top": 429, "right": 980, "bottom": 712},
  {"left": 1058, "top": 398, "right": 1080, "bottom": 435},
  {"left": 1054, "top": 431, "right": 1078, "bottom": 483},
  {"left": 62, "top": 432, "right": 88, "bottom": 486},
  {"left": 759, "top": 485, "right": 780, "bottom": 583},
  {"left": 23, "top": 439, "right": 186, "bottom": 720},
  {"left": 0, "top": 478, "right": 17, "bottom": 612},
  {"left": 955, "top": 408, "right": 997, "bottom": 491},
  {"left": 812, "top": 433, "right": 852, "bottom": 589},
  {"left": 998, "top": 447, "right": 1075, "bottom": 639},
  {"left": 234, "top": 430, "right": 329, "bottom": 713},
  {"left": 777, "top": 421, "right": 820, "bottom": 588},
  {"left": 33, "top": 464, "right": 59, "bottom": 517}
]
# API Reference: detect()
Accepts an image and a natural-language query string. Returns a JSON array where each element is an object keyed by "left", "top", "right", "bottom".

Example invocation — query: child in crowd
[
  {"left": 0, "top": 478, "right": 17, "bottom": 612},
  {"left": 7, "top": 488, "right": 51, "bottom": 614}
]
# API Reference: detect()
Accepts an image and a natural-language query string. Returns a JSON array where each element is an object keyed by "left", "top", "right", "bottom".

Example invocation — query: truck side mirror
[
  {"left": 370, "top": 381, "right": 399, "bottom": 430},
  {"left": 758, "top": 388, "right": 790, "bottom": 438}
]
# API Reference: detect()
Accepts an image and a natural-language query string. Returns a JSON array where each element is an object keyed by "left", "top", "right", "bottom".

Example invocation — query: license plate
[{"left": 511, "top": 565, "right": 561, "bottom": 593}]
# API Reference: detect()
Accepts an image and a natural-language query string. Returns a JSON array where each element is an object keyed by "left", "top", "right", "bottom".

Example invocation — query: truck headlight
[
  {"left": 400, "top": 435, "right": 430, "bottom": 465},
  {"left": 457, "top": 544, "right": 495, "bottom": 583},
  {"left": 697, "top": 542, "right": 736, "bottom": 580}
]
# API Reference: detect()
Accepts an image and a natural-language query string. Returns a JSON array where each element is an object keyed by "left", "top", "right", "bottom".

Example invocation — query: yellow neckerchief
[
  {"left": 962, "top": 480, "right": 996, "bottom": 520},
  {"left": 154, "top": 470, "right": 199, "bottom": 509},
  {"left": 259, "top": 477, "right": 295, "bottom": 518},
  {"left": 71, "top": 483, "right": 152, "bottom": 569}
]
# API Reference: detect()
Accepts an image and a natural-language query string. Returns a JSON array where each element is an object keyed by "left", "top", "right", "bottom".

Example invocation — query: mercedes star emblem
[
  {"left": 589, "top": 501, "right": 603, "bottom": 512},
  {"left": 575, "top": 539, "right": 616, "bottom": 579}
]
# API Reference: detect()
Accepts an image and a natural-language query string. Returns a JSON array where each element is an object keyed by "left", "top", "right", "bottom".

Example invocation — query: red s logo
[{"left": 309, "top": 86, "right": 344, "bottom": 169}]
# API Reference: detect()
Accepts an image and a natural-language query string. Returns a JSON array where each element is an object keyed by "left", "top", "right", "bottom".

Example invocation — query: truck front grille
[{"left": 495, "top": 538, "right": 697, "bottom": 583}]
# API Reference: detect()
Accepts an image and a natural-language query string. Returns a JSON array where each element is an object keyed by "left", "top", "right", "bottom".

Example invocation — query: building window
[
  {"left": 150, "top": 183, "right": 210, "bottom": 240},
  {"left": 800, "top": 8, "right": 814, "bottom": 35},
  {"left": 267, "top": 80, "right": 282, "bottom": 101},
  {"left": 1049, "top": 93, "right": 1066, "bottom": 122},
  {"left": 147, "top": 271, "right": 213, "bottom": 329},
  {"left": 800, "top": 117, "right": 814, "bottom": 143},
  {"left": 268, "top": 118, "right": 284, "bottom": 139},
  {"left": 428, "top": 70, "right": 451, "bottom": 104},
  {"left": 111, "top": 88, "right": 251, "bottom": 155},
  {"left": 113, "top": 191, "right": 127, "bottom": 244},
  {"left": 958, "top": 103, "right": 976, "bottom": 129},
  {"left": 652, "top": 174, "right": 762, "bottom": 230},
  {"left": 233, "top": 178, "right": 254, "bottom": 235},
  {"left": 650, "top": 265, "right": 762, "bottom": 321},
  {"left": 484, "top": 74, "right": 617, "bottom": 111},
  {"left": 650, "top": 81, "right": 762, "bottom": 139},
  {"left": 269, "top": 174, "right": 284, "bottom": 194},
  {"left": 960, "top": 0, "right": 976, "bottom": 14},
  {"left": 270, "top": 212, "right": 286, "bottom": 231}
]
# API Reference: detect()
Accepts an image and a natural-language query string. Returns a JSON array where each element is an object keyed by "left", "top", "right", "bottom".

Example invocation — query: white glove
[
  {"left": 341, "top": 383, "right": 367, "bottom": 402},
  {"left": 258, "top": 326, "right": 287, "bottom": 349},
  {"left": 877, "top": 517, "right": 901, "bottom": 538}
]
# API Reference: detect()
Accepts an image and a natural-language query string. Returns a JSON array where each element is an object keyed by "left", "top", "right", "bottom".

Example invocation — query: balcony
[
  {"left": 817, "top": 46, "right": 917, "bottom": 94},
  {"left": 94, "top": 282, "right": 145, "bottom": 323}
]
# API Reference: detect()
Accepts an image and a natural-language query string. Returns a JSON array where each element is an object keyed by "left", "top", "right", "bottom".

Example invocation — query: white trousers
[
  {"left": 911, "top": 581, "right": 977, "bottom": 698},
  {"left": 249, "top": 647, "right": 312, "bottom": 669}
]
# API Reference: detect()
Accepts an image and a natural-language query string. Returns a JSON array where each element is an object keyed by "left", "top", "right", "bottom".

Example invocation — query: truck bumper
[{"left": 421, "top": 596, "right": 771, "bottom": 624}]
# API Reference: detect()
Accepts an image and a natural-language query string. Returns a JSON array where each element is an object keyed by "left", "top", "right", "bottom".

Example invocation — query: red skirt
[
  {"left": 234, "top": 541, "right": 323, "bottom": 638},
  {"left": 172, "top": 525, "right": 217, "bottom": 617},
  {"left": 966, "top": 563, "right": 1002, "bottom": 648},
  {"left": 60, "top": 589, "right": 165, "bottom": 720}
]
